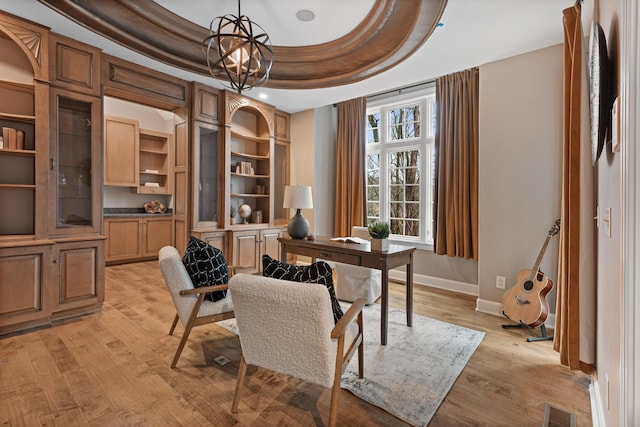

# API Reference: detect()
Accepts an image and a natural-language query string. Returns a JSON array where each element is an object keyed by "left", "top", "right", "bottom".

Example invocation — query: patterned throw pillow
[
  {"left": 262, "top": 255, "right": 344, "bottom": 324},
  {"left": 182, "top": 236, "right": 229, "bottom": 302}
]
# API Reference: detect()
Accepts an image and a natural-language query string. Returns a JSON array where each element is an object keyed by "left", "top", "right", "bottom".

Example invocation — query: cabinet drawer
[{"left": 292, "top": 246, "right": 361, "bottom": 265}]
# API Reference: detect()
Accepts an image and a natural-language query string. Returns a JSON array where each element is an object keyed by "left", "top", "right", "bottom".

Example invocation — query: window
[{"left": 366, "top": 88, "right": 436, "bottom": 247}]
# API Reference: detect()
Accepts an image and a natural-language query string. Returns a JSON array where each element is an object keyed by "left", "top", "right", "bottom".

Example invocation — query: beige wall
[
  {"left": 477, "top": 44, "right": 564, "bottom": 313},
  {"left": 589, "top": 0, "right": 622, "bottom": 425},
  {"left": 290, "top": 109, "right": 316, "bottom": 234}
]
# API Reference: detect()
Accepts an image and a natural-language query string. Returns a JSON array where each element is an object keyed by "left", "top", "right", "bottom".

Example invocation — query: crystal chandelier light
[{"left": 203, "top": 0, "right": 274, "bottom": 93}]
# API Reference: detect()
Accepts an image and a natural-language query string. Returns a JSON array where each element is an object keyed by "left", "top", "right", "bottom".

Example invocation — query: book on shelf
[
  {"left": 16, "top": 130, "right": 24, "bottom": 150},
  {"left": 237, "top": 161, "right": 253, "bottom": 175},
  {"left": 1, "top": 127, "right": 22, "bottom": 150},
  {"left": 144, "top": 182, "right": 160, "bottom": 187},
  {"left": 330, "top": 236, "right": 370, "bottom": 244},
  {"left": 143, "top": 169, "right": 159, "bottom": 173},
  {"left": 2, "top": 127, "right": 12, "bottom": 149}
]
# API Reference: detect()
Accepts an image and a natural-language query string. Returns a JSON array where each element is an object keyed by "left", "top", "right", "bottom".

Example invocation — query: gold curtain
[
  {"left": 554, "top": 1, "right": 595, "bottom": 374},
  {"left": 433, "top": 68, "right": 479, "bottom": 261},
  {"left": 334, "top": 97, "right": 367, "bottom": 236}
]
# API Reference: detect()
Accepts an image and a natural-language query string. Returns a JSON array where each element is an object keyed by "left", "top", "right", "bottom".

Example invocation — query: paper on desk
[{"left": 330, "top": 236, "right": 369, "bottom": 244}]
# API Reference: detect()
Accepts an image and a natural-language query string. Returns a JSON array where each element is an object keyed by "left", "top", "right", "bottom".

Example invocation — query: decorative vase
[
  {"left": 229, "top": 217, "right": 236, "bottom": 226},
  {"left": 371, "top": 238, "right": 389, "bottom": 251}
]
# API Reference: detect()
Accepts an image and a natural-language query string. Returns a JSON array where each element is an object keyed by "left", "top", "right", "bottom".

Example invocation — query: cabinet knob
[{"left": 53, "top": 259, "right": 59, "bottom": 264}]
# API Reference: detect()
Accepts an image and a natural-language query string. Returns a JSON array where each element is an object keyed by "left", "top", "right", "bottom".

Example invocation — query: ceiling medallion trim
[{"left": 38, "top": 0, "right": 447, "bottom": 89}]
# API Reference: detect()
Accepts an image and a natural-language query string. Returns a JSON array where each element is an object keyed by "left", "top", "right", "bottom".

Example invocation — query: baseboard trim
[
  {"left": 589, "top": 377, "right": 605, "bottom": 427},
  {"left": 388, "top": 270, "right": 478, "bottom": 295},
  {"left": 476, "top": 298, "right": 503, "bottom": 316},
  {"left": 476, "top": 298, "right": 557, "bottom": 327}
]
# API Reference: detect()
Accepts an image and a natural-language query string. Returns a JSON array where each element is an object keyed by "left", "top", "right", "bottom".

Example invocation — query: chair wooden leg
[
  {"left": 169, "top": 313, "right": 179, "bottom": 335},
  {"left": 329, "top": 373, "right": 342, "bottom": 427},
  {"left": 171, "top": 319, "right": 193, "bottom": 368},
  {"left": 232, "top": 356, "right": 247, "bottom": 413},
  {"left": 358, "top": 341, "right": 364, "bottom": 379},
  {"left": 358, "top": 312, "right": 364, "bottom": 379},
  {"left": 329, "top": 338, "right": 345, "bottom": 427}
]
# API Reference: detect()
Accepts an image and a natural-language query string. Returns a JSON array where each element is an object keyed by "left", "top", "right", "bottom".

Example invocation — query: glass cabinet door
[
  {"left": 193, "top": 121, "right": 220, "bottom": 228},
  {"left": 50, "top": 89, "right": 101, "bottom": 235}
]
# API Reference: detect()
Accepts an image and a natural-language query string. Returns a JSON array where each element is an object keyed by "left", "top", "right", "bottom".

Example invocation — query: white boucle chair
[
  {"left": 335, "top": 226, "right": 382, "bottom": 304},
  {"left": 158, "top": 246, "right": 235, "bottom": 368},
  {"left": 228, "top": 273, "right": 366, "bottom": 427}
]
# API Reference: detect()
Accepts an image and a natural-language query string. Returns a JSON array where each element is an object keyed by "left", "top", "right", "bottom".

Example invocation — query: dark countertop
[{"left": 104, "top": 208, "right": 173, "bottom": 218}]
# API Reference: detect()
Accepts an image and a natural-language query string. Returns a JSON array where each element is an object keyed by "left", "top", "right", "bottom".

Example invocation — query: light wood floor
[{"left": 0, "top": 261, "right": 592, "bottom": 426}]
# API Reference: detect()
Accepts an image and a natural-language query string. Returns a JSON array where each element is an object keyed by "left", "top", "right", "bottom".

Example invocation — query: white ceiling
[{"left": 1, "top": 0, "right": 590, "bottom": 113}]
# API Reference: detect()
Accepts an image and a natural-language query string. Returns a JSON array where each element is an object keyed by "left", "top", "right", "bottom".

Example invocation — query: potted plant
[
  {"left": 368, "top": 220, "right": 390, "bottom": 251},
  {"left": 229, "top": 206, "right": 237, "bottom": 225}
]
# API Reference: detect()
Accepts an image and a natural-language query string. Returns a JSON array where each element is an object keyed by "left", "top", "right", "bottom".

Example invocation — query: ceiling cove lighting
[{"left": 203, "top": 0, "right": 274, "bottom": 93}]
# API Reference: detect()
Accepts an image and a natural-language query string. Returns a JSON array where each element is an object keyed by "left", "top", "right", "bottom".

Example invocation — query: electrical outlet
[{"left": 496, "top": 275, "right": 506, "bottom": 289}]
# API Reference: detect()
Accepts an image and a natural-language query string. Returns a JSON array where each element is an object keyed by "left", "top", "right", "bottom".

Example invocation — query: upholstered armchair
[
  {"left": 158, "top": 245, "right": 235, "bottom": 368},
  {"left": 228, "top": 273, "right": 365, "bottom": 427},
  {"left": 335, "top": 226, "right": 382, "bottom": 304}
]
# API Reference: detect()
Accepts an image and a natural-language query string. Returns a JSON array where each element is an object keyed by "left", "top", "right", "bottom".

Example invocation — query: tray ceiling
[{"left": 39, "top": 0, "right": 448, "bottom": 89}]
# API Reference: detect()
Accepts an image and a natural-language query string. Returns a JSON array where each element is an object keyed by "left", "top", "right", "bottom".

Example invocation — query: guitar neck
[{"left": 528, "top": 235, "right": 552, "bottom": 281}]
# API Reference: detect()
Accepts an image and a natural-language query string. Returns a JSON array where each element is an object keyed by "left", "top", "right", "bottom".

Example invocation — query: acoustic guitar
[{"left": 502, "top": 219, "right": 561, "bottom": 327}]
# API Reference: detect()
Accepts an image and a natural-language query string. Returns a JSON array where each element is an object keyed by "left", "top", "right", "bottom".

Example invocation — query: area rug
[
  {"left": 340, "top": 304, "right": 484, "bottom": 426},
  {"left": 218, "top": 304, "right": 484, "bottom": 427}
]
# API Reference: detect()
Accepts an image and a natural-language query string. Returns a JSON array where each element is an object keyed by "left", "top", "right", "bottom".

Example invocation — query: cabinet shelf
[
  {"left": 0, "top": 112, "right": 35, "bottom": 122},
  {"left": 140, "top": 171, "right": 168, "bottom": 176},
  {"left": 231, "top": 130, "right": 270, "bottom": 144},
  {"left": 231, "top": 150, "right": 269, "bottom": 160},
  {"left": 0, "top": 148, "right": 35, "bottom": 156},
  {"left": 0, "top": 80, "right": 34, "bottom": 92},
  {"left": 231, "top": 192, "right": 270, "bottom": 198},
  {"left": 140, "top": 148, "right": 167, "bottom": 155},
  {"left": 231, "top": 172, "right": 269, "bottom": 179},
  {"left": 0, "top": 183, "right": 36, "bottom": 189}
]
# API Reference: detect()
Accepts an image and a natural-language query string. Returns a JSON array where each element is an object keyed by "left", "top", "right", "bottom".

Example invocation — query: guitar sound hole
[{"left": 523, "top": 280, "right": 534, "bottom": 291}]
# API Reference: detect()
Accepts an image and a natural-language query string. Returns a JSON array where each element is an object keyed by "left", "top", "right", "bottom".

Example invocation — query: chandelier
[{"left": 203, "top": 0, "right": 274, "bottom": 93}]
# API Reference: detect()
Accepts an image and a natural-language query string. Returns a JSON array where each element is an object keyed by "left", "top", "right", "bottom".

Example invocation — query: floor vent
[{"left": 542, "top": 404, "right": 577, "bottom": 427}]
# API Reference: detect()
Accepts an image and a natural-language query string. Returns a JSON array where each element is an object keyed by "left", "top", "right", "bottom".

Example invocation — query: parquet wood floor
[{"left": 0, "top": 261, "right": 592, "bottom": 426}]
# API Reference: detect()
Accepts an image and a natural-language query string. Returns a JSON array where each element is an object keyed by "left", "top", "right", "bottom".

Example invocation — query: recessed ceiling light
[{"left": 296, "top": 9, "right": 315, "bottom": 22}]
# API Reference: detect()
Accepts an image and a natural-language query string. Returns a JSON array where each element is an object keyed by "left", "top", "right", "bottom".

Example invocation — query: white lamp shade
[{"left": 283, "top": 185, "right": 313, "bottom": 209}]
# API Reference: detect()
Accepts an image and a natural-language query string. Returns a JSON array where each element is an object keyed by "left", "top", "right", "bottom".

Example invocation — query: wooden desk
[{"left": 278, "top": 236, "right": 415, "bottom": 345}]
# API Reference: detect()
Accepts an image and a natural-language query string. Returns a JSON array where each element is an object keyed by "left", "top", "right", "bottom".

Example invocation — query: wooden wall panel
[
  {"left": 102, "top": 54, "right": 189, "bottom": 110},
  {"left": 49, "top": 33, "right": 101, "bottom": 96}
]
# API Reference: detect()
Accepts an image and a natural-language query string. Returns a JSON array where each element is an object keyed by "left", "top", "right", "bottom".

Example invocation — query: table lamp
[{"left": 283, "top": 185, "right": 313, "bottom": 239}]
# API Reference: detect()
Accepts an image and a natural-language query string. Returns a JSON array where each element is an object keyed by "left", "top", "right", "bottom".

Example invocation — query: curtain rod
[{"left": 366, "top": 79, "right": 436, "bottom": 102}]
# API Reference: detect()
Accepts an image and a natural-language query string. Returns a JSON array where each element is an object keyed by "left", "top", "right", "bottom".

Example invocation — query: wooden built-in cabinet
[
  {"left": 0, "top": 15, "right": 105, "bottom": 335},
  {"left": 104, "top": 116, "right": 139, "bottom": 187},
  {"left": 228, "top": 227, "right": 284, "bottom": 274},
  {"left": 274, "top": 110, "right": 290, "bottom": 142},
  {"left": 104, "top": 116, "right": 174, "bottom": 194},
  {"left": 49, "top": 88, "right": 103, "bottom": 236},
  {"left": 0, "top": 243, "right": 53, "bottom": 334},
  {"left": 189, "top": 86, "right": 292, "bottom": 270},
  {"left": 51, "top": 238, "right": 104, "bottom": 316},
  {"left": 49, "top": 33, "right": 102, "bottom": 97},
  {"left": 138, "top": 128, "right": 173, "bottom": 194},
  {"left": 192, "top": 230, "right": 228, "bottom": 257},
  {"left": 226, "top": 93, "right": 275, "bottom": 225},
  {"left": 104, "top": 216, "right": 173, "bottom": 264}
]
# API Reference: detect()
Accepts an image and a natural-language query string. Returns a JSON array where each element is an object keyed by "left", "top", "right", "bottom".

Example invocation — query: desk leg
[
  {"left": 406, "top": 252, "right": 413, "bottom": 327},
  {"left": 381, "top": 268, "right": 389, "bottom": 345},
  {"left": 281, "top": 245, "right": 287, "bottom": 262}
]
